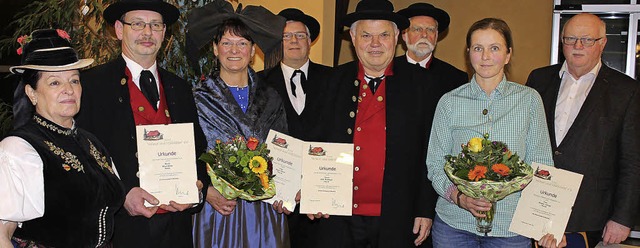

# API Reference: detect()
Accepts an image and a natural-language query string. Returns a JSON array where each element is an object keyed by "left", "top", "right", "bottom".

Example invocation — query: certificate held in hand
[
  {"left": 136, "top": 123, "right": 199, "bottom": 206},
  {"left": 509, "top": 163, "right": 583, "bottom": 243}
]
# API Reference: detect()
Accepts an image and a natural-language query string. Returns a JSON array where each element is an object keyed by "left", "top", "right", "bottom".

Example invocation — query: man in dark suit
[
  {"left": 527, "top": 13, "right": 640, "bottom": 248},
  {"left": 259, "top": 8, "right": 332, "bottom": 247},
  {"left": 260, "top": 8, "right": 332, "bottom": 142},
  {"left": 303, "top": 0, "right": 443, "bottom": 247},
  {"left": 395, "top": 3, "right": 467, "bottom": 90},
  {"left": 76, "top": 0, "right": 207, "bottom": 247}
]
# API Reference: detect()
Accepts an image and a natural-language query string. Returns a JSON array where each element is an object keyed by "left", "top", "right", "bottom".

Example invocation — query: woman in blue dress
[{"left": 186, "top": 3, "right": 289, "bottom": 247}]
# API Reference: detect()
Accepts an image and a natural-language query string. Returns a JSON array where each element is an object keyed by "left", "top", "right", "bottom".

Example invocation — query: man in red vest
[
  {"left": 76, "top": 0, "right": 208, "bottom": 247},
  {"left": 304, "top": 0, "right": 446, "bottom": 247}
]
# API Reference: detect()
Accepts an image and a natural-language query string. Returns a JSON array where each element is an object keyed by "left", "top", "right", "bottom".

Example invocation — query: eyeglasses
[
  {"left": 562, "top": 36, "right": 603, "bottom": 47},
  {"left": 219, "top": 41, "right": 251, "bottom": 49},
  {"left": 409, "top": 26, "right": 437, "bottom": 34},
  {"left": 283, "top": 32, "right": 309, "bottom": 40},
  {"left": 120, "top": 20, "right": 165, "bottom": 31}
]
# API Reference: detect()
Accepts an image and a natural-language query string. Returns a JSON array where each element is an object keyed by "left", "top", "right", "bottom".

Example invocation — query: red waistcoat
[
  {"left": 351, "top": 63, "right": 393, "bottom": 216},
  {"left": 125, "top": 68, "right": 171, "bottom": 125}
]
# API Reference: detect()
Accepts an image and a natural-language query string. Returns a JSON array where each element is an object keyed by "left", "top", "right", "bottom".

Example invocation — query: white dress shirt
[
  {"left": 122, "top": 54, "right": 160, "bottom": 108},
  {"left": 554, "top": 61, "right": 601, "bottom": 145},
  {"left": 406, "top": 53, "right": 432, "bottom": 68},
  {"left": 281, "top": 60, "right": 309, "bottom": 115}
]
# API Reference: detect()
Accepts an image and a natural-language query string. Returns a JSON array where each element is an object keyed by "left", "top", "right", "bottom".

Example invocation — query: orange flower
[
  {"left": 468, "top": 165, "right": 488, "bottom": 181},
  {"left": 259, "top": 173, "right": 269, "bottom": 189},
  {"left": 247, "top": 137, "right": 259, "bottom": 151},
  {"left": 492, "top": 163, "right": 511, "bottom": 176}
]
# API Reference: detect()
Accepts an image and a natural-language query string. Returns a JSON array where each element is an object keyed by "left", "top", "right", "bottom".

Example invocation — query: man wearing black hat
[
  {"left": 258, "top": 7, "right": 333, "bottom": 248},
  {"left": 306, "top": 0, "right": 443, "bottom": 247},
  {"left": 260, "top": 8, "right": 332, "bottom": 142},
  {"left": 396, "top": 3, "right": 468, "bottom": 90},
  {"left": 76, "top": 1, "right": 207, "bottom": 247}
]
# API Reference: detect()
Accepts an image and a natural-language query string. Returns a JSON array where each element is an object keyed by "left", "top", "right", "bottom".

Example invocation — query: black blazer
[
  {"left": 394, "top": 55, "right": 468, "bottom": 91},
  {"left": 313, "top": 60, "right": 452, "bottom": 247},
  {"left": 77, "top": 56, "right": 208, "bottom": 248},
  {"left": 259, "top": 61, "right": 332, "bottom": 141},
  {"left": 526, "top": 64, "right": 640, "bottom": 231}
]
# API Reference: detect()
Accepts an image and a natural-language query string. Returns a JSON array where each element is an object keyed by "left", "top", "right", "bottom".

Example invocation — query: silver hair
[
  {"left": 286, "top": 20, "right": 311, "bottom": 38},
  {"left": 349, "top": 20, "right": 399, "bottom": 36}
]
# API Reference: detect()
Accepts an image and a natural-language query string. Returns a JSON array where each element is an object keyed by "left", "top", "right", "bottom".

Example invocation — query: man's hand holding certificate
[
  {"left": 136, "top": 123, "right": 199, "bottom": 207},
  {"left": 510, "top": 163, "right": 583, "bottom": 243}
]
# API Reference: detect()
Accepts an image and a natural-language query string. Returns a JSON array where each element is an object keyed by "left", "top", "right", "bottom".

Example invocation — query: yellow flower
[
  {"left": 259, "top": 173, "right": 270, "bottom": 189},
  {"left": 468, "top": 137, "right": 483, "bottom": 152},
  {"left": 249, "top": 156, "right": 268, "bottom": 174}
]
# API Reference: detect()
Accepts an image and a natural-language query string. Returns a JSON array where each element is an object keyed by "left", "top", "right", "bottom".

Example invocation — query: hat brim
[
  {"left": 281, "top": 14, "right": 321, "bottom": 42},
  {"left": 396, "top": 8, "right": 450, "bottom": 32},
  {"left": 104, "top": 2, "right": 180, "bottom": 25},
  {"left": 342, "top": 11, "right": 409, "bottom": 31},
  {"left": 10, "top": 58, "right": 94, "bottom": 74}
]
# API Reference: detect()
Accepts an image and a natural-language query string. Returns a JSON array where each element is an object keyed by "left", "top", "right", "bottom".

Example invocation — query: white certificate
[
  {"left": 509, "top": 163, "right": 583, "bottom": 243},
  {"left": 299, "top": 142, "right": 353, "bottom": 216},
  {"left": 136, "top": 123, "right": 199, "bottom": 206},
  {"left": 262, "top": 130, "right": 304, "bottom": 211}
]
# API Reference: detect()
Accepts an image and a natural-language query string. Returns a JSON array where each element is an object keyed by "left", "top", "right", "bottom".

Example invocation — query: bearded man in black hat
[
  {"left": 76, "top": 1, "right": 208, "bottom": 247},
  {"left": 305, "top": 0, "right": 444, "bottom": 247},
  {"left": 395, "top": 3, "right": 467, "bottom": 91}
]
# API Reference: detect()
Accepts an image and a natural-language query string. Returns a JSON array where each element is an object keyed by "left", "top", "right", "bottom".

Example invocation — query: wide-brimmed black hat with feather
[
  {"left": 186, "top": 0, "right": 286, "bottom": 72},
  {"left": 342, "top": 0, "right": 409, "bottom": 30},
  {"left": 103, "top": 0, "right": 180, "bottom": 25},
  {"left": 278, "top": 8, "right": 321, "bottom": 42},
  {"left": 397, "top": 3, "right": 450, "bottom": 33}
]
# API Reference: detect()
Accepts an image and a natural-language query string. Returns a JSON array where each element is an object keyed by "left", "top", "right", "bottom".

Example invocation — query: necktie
[
  {"left": 140, "top": 70, "right": 159, "bottom": 111},
  {"left": 290, "top": 69, "right": 306, "bottom": 97},
  {"left": 365, "top": 75, "right": 385, "bottom": 94}
]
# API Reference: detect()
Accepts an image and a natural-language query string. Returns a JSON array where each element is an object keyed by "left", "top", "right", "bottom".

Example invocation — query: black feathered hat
[
  {"left": 397, "top": 3, "right": 450, "bottom": 33},
  {"left": 278, "top": 8, "right": 321, "bottom": 42},
  {"left": 342, "top": 0, "right": 409, "bottom": 30},
  {"left": 103, "top": 0, "right": 180, "bottom": 25}
]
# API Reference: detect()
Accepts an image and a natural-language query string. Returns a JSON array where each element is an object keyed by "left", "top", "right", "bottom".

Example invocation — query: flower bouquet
[
  {"left": 199, "top": 136, "right": 276, "bottom": 201},
  {"left": 444, "top": 134, "right": 533, "bottom": 234}
]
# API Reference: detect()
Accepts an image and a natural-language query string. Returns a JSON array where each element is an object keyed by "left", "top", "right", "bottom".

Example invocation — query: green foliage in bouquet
[
  {"left": 445, "top": 133, "right": 530, "bottom": 182},
  {"left": 444, "top": 133, "right": 534, "bottom": 201},
  {"left": 199, "top": 136, "right": 275, "bottom": 201}
]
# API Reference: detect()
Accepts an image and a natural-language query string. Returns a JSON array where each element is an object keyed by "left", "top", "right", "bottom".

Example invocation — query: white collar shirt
[
  {"left": 281, "top": 60, "right": 309, "bottom": 115},
  {"left": 554, "top": 61, "right": 601, "bottom": 145},
  {"left": 122, "top": 54, "right": 160, "bottom": 94},
  {"left": 406, "top": 53, "right": 432, "bottom": 68}
]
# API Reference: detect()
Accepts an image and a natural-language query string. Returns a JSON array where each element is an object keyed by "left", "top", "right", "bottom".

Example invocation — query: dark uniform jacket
[
  {"left": 77, "top": 56, "right": 208, "bottom": 248},
  {"left": 259, "top": 61, "right": 332, "bottom": 141},
  {"left": 394, "top": 55, "right": 468, "bottom": 91},
  {"left": 307, "top": 60, "right": 454, "bottom": 247},
  {"left": 526, "top": 63, "right": 640, "bottom": 231}
]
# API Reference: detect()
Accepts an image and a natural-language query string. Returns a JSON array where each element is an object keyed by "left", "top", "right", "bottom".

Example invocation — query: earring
[{"left": 31, "top": 98, "right": 37, "bottom": 106}]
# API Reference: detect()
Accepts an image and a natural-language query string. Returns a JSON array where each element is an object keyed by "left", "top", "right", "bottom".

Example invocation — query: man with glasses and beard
[{"left": 395, "top": 3, "right": 467, "bottom": 90}]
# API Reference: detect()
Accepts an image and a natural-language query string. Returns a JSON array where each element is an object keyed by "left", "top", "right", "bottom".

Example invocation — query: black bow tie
[
  {"left": 140, "top": 70, "right": 159, "bottom": 111},
  {"left": 290, "top": 69, "right": 306, "bottom": 97},
  {"left": 365, "top": 75, "right": 384, "bottom": 94}
]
